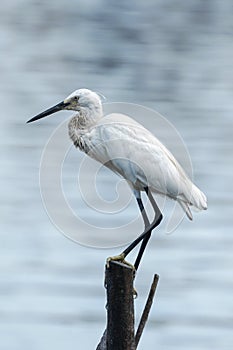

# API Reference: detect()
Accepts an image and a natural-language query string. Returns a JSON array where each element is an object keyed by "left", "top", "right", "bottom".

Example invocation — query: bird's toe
[{"left": 106, "top": 254, "right": 135, "bottom": 272}]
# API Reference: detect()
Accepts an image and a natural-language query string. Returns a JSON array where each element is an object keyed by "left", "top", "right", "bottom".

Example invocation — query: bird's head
[{"left": 27, "top": 88, "right": 103, "bottom": 123}]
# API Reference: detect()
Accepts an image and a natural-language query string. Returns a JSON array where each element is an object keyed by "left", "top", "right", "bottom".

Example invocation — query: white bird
[{"left": 27, "top": 88, "right": 207, "bottom": 270}]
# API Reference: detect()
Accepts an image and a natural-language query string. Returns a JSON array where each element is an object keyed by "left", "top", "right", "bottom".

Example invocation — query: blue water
[{"left": 1, "top": 1, "right": 233, "bottom": 349}]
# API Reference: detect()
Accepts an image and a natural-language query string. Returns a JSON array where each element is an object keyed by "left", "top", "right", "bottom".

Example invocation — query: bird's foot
[
  {"left": 106, "top": 253, "right": 135, "bottom": 271},
  {"left": 105, "top": 254, "right": 137, "bottom": 298}
]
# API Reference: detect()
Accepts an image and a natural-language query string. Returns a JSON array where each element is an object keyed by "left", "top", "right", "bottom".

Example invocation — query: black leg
[
  {"left": 134, "top": 232, "right": 151, "bottom": 271},
  {"left": 136, "top": 197, "right": 150, "bottom": 227},
  {"left": 145, "top": 186, "right": 161, "bottom": 217},
  {"left": 121, "top": 188, "right": 163, "bottom": 261},
  {"left": 134, "top": 188, "right": 162, "bottom": 270},
  {"left": 134, "top": 197, "right": 151, "bottom": 270}
]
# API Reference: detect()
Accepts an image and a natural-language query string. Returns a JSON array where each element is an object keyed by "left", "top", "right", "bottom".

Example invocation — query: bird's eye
[{"left": 73, "top": 96, "right": 79, "bottom": 101}]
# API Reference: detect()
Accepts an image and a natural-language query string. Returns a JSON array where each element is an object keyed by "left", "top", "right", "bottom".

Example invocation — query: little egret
[{"left": 27, "top": 89, "right": 207, "bottom": 270}]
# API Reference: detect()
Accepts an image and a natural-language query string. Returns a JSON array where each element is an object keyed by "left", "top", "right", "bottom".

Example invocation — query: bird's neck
[
  {"left": 77, "top": 105, "right": 103, "bottom": 129},
  {"left": 68, "top": 105, "right": 103, "bottom": 151}
]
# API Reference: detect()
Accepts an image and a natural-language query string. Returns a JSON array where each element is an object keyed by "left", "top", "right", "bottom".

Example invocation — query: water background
[{"left": 1, "top": 1, "right": 233, "bottom": 349}]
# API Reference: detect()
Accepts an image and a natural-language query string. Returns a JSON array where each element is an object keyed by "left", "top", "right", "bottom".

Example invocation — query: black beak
[{"left": 26, "top": 101, "right": 67, "bottom": 123}]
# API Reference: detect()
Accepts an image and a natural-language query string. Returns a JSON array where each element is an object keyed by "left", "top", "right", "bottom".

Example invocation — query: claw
[
  {"left": 106, "top": 254, "right": 135, "bottom": 271},
  {"left": 105, "top": 254, "right": 138, "bottom": 298},
  {"left": 106, "top": 253, "right": 124, "bottom": 267}
]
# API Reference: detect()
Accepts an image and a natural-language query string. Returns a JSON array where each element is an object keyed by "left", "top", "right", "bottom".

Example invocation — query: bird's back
[{"left": 79, "top": 113, "right": 207, "bottom": 219}]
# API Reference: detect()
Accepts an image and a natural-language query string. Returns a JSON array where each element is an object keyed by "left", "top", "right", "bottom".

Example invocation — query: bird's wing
[{"left": 84, "top": 113, "right": 207, "bottom": 211}]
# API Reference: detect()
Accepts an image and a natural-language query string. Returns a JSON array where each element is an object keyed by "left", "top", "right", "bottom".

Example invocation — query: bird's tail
[
  {"left": 178, "top": 183, "right": 207, "bottom": 221},
  {"left": 190, "top": 183, "right": 207, "bottom": 211}
]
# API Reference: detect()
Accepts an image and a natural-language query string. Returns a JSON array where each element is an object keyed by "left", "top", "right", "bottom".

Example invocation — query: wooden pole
[
  {"left": 97, "top": 260, "right": 135, "bottom": 350},
  {"left": 106, "top": 261, "right": 135, "bottom": 350},
  {"left": 96, "top": 261, "right": 159, "bottom": 350}
]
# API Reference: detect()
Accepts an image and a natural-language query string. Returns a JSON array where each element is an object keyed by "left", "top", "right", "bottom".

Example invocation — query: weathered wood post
[
  {"left": 97, "top": 260, "right": 135, "bottom": 350},
  {"left": 96, "top": 261, "right": 159, "bottom": 350},
  {"left": 106, "top": 261, "right": 135, "bottom": 349}
]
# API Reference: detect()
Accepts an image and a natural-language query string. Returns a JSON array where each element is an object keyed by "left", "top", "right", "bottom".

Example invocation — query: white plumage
[
  {"left": 28, "top": 88, "right": 207, "bottom": 221},
  {"left": 67, "top": 90, "right": 207, "bottom": 221}
]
